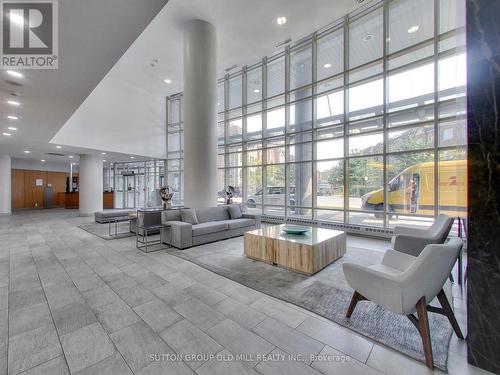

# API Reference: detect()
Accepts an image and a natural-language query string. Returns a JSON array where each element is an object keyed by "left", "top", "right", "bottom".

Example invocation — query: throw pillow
[
  {"left": 228, "top": 204, "right": 243, "bottom": 219},
  {"left": 180, "top": 209, "right": 199, "bottom": 224}
]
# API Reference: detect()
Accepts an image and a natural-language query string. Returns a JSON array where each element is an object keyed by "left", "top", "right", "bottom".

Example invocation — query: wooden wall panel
[
  {"left": 47, "top": 172, "right": 69, "bottom": 206},
  {"left": 23, "top": 170, "right": 47, "bottom": 208},
  {"left": 11, "top": 170, "right": 25, "bottom": 209}
]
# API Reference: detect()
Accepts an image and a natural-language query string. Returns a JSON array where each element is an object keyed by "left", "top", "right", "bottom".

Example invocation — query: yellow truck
[{"left": 361, "top": 160, "right": 467, "bottom": 217}]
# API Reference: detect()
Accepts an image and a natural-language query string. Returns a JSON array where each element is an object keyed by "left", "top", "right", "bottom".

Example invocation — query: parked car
[{"left": 247, "top": 186, "right": 295, "bottom": 207}]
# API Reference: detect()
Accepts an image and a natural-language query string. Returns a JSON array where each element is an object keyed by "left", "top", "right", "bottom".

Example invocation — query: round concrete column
[
  {"left": 79, "top": 155, "right": 103, "bottom": 216},
  {"left": 0, "top": 155, "right": 11, "bottom": 216},
  {"left": 183, "top": 19, "right": 218, "bottom": 208}
]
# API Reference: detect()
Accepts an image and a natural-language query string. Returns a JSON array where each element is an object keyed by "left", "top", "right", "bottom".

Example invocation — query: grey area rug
[
  {"left": 168, "top": 237, "right": 453, "bottom": 371},
  {"left": 78, "top": 222, "right": 135, "bottom": 240}
]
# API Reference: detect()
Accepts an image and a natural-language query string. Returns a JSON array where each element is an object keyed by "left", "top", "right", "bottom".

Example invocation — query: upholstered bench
[{"left": 95, "top": 209, "right": 131, "bottom": 223}]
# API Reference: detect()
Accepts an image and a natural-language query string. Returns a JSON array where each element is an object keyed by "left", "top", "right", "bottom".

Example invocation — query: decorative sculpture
[
  {"left": 159, "top": 186, "right": 174, "bottom": 209},
  {"left": 226, "top": 185, "right": 235, "bottom": 205}
]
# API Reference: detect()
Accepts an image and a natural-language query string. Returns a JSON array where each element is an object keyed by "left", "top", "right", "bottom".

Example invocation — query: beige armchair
[
  {"left": 391, "top": 214, "right": 454, "bottom": 256},
  {"left": 342, "top": 238, "right": 464, "bottom": 369}
]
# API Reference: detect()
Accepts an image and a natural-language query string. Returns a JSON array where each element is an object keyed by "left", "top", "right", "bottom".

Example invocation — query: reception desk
[{"left": 63, "top": 192, "right": 114, "bottom": 209}]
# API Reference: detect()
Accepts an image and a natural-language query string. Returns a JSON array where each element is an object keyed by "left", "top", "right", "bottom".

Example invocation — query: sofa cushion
[
  {"left": 195, "top": 206, "right": 230, "bottom": 223},
  {"left": 181, "top": 209, "right": 199, "bottom": 224},
  {"left": 162, "top": 209, "right": 182, "bottom": 222},
  {"left": 220, "top": 218, "right": 255, "bottom": 230},
  {"left": 192, "top": 222, "right": 228, "bottom": 236},
  {"left": 227, "top": 204, "right": 243, "bottom": 219}
]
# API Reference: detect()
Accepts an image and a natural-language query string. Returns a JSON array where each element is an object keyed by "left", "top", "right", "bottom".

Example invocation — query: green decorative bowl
[{"left": 282, "top": 225, "right": 310, "bottom": 235}]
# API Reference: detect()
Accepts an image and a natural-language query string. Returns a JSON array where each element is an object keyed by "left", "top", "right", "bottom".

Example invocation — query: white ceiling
[{"left": 2, "top": 0, "right": 365, "bottom": 164}]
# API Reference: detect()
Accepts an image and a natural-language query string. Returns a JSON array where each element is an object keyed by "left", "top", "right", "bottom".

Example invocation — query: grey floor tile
[
  {"left": 8, "top": 325, "right": 62, "bottom": 374},
  {"left": 195, "top": 350, "right": 259, "bottom": 375},
  {"left": 82, "top": 286, "right": 122, "bottom": 309},
  {"left": 218, "top": 282, "right": 263, "bottom": 305},
  {"left": 120, "top": 263, "right": 149, "bottom": 277},
  {"left": 93, "top": 300, "right": 141, "bottom": 334},
  {"left": 60, "top": 322, "right": 116, "bottom": 374},
  {"left": 110, "top": 321, "right": 173, "bottom": 372},
  {"left": 133, "top": 299, "right": 182, "bottom": 332},
  {"left": 74, "top": 353, "right": 133, "bottom": 375},
  {"left": 173, "top": 298, "right": 226, "bottom": 331},
  {"left": 207, "top": 319, "right": 275, "bottom": 366},
  {"left": 159, "top": 319, "right": 223, "bottom": 370},
  {"left": 71, "top": 274, "right": 106, "bottom": 293},
  {"left": 115, "top": 285, "right": 156, "bottom": 308},
  {"left": 133, "top": 271, "right": 169, "bottom": 290},
  {"left": 52, "top": 302, "right": 97, "bottom": 336},
  {"left": 44, "top": 285, "right": 84, "bottom": 311},
  {"left": 213, "top": 298, "right": 267, "bottom": 329},
  {"left": 184, "top": 283, "right": 227, "bottom": 306},
  {"left": 18, "top": 356, "right": 69, "bottom": 375},
  {"left": 296, "top": 317, "right": 373, "bottom": 363},
  {"left": 104, "top": 273, "right": 138, "bottom": 291},
  {"left": 0, "top": 355, "right": 5, "bottom": 375},
  {"left": 9, "top": 286, "right": 46, "bottom": 312},
  {"left": 252, "top": 318, "right": 324, "bottom": 363},
  {"left": 250, "top": 297, "right": 308, "bottom": 328},
  {"left": 255, "top": 348, "right": 323, "bottom": 375},
  {"left": 365, "top": 344, "right": 432, "bottom": 375},
  {"left": 151, "top": 284, "right": 191, "bottom": 306},
  {"left": 9, "top": 302, "right": 53, "bottom": 337},
  {"left": 312, "top": 345, "right": 384, "bottom": 375},
  {"left": 136, "top": 358, "right": 196, "bottom": 375}
]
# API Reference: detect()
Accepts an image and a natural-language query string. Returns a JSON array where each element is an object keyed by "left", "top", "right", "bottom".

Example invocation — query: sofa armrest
[
  {"left": 392, "top": 234, "right": 438, "bottom": 257},
  {"left": 242, "top": 213, "right": 261, "bottom": 228},
  {"left": 165, "top": 221, "right": 192, "bottom": 249}
]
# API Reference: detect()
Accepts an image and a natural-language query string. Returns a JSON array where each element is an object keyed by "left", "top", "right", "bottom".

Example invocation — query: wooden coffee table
[{"left": 244, "top": 224, "right": 346, "bottom": 275}]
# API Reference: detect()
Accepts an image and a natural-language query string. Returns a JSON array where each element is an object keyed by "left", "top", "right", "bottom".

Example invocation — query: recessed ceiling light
[
  {"left": 408, "top": 25, "right": 420, "bottom": 34},
  {"left": 276, "top": 16, "right": 287, "bottom": 25},
  {"left": 323, "top": 63, "right": 332, "bottom": 69},
  {"left": 253, "top": 89, "right": 260, "bottom": 93},
  {"left": 103, "top": 160, "right": 106, "bottom": 162},
  {"left": 362, "top": 34, "right": 374, "bottom": 42},
  {"left": 101, "top": 152, "right": 106, "bottom": 155},
  {"left": 8, "top": 127, "right": 17, "bottom": 131},
  {"left": 7, "top": 115, "right": 18, "bottom": 120},
  {"left": 41, "top": 159, "right": 46, "bottom": 162},
  {"left": 24, "top": 150, "right": 30, "bottom": 154},
  {"left": 56, "top": 145, "right": 62, "bottom": 149},
  {"left": 130, "top": 156, "right": 135, "bottom": 159},
  {"left": 164, "top": 79, "right": 172, "bottom": 84},
  {"left": 69, "top": 155, "right": 74, "bottom": 159},
  {"left": 6, "top": 70, "right": 23, "bottom": 78},
  {"left": 2, "top": 132, "right": 11, "bottom": 136},
  {"left": 7, "top": 100, "right": 20, "bottom": 106}
]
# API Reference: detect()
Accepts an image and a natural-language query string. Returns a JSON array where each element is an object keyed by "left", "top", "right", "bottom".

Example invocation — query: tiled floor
[{"left": 0, "top": 209, "right": 492, "bottom": 375}]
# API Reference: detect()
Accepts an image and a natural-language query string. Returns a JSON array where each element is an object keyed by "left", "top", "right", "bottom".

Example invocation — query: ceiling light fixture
[
  {"left": 7, "top": 100, "right": 20, "bottom": 106},
  {"left": 362, "top": 34, "right": 374, "bottom": 42},
  {"left": 276, "top": 16, "right": 287, "bottom": 25},
  {"left": 56, "top": 145, "right": 62, "bottom": 149},
  {"left": 408, "top": 25, "right": 420, "bottom": 34},
  {"left": 2, "top": 133, "right": 11, "bottom": 136},
  {"left": 24, "top": 150, "right": 30, "bottom": 154},
  {"left": 101, "top": 152, "right": 106, "bottom": 155},
  {"left": 130, "top": 156, "right": 135, "bottom": 159},
  {"left": 69, "top": 155, "right": 74, "bottom": 159},
  {"left": 103, "top": 160, "right": 106, "bottom": 162},
  {"left": 253, "top": 89, "right": 260, "bottom": 93},
  {"left": 323, "top": 63, "right": 332, "bottom": 69},
  {"left": 164, "top": 79, "right": 172, "bottom": 84},
  {"left": 7, "top": 115, "right": 18, "bottom": 120},
  {"left": 8, "top": 127, "right": 17, "bottom": 131},
  {"left": 41, "top": 159, "right": 46, "bottom": 162},
  {"left": 6, "top": 70, "right": 23, "bottom": 78}
]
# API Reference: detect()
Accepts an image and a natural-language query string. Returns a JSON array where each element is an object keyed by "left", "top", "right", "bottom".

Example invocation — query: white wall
[
  {"left": 79, "top": 155, "right": 103, "bottom": 216},
  {"left": 11, "top": 158, "right": 78, "bottom": 173},
  {"left": 0, "top": 155, "right": 11, "bottom": 215}
]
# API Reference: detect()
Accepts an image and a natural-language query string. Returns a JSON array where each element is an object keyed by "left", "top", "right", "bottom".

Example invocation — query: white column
[
  {"left": 79, "top": 154, "right": 103, "bottom": 216},
  {"left": 0, "top": 155, "right": 11, "bottom": 216},
  {"left": 183, "top": 19, "right": 218, "bottom": 208}
]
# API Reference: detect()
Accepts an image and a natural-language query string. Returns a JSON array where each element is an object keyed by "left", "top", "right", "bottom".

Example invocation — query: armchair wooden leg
[
  {"left": 416, "top": 296, "right": 434, "bottom": 370},
  {"left": 437, "top": 289, "right": 464, "bottom": 339},
  {"left": 346, "top": 291, "right": 363, "bottom": 318}
]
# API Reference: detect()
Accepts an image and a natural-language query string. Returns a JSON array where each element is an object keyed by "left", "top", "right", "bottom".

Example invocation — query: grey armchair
[
  {"left": 343, "top": 238, "right": 464, "bottom": 370},
  {"left": 391, "top": 214, "right": 454, "bottom": 256}
]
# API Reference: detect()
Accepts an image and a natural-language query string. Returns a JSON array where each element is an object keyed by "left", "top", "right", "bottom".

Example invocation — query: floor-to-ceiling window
[{"left": 166, "top": 0, "right": 466, "bottom": 230}]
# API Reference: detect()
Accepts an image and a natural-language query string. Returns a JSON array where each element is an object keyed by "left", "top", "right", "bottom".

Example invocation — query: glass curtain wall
[
  {"left": 166, "top": 94, "right": 184, "bottom": 206},
  {"left": 166, "top": 0, "right": 466, "bottom": 230}
]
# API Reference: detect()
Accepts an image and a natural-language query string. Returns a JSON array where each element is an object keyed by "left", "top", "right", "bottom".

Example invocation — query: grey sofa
[{"left": 161, "top": 205, "right": 261, "bottom": 249}]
